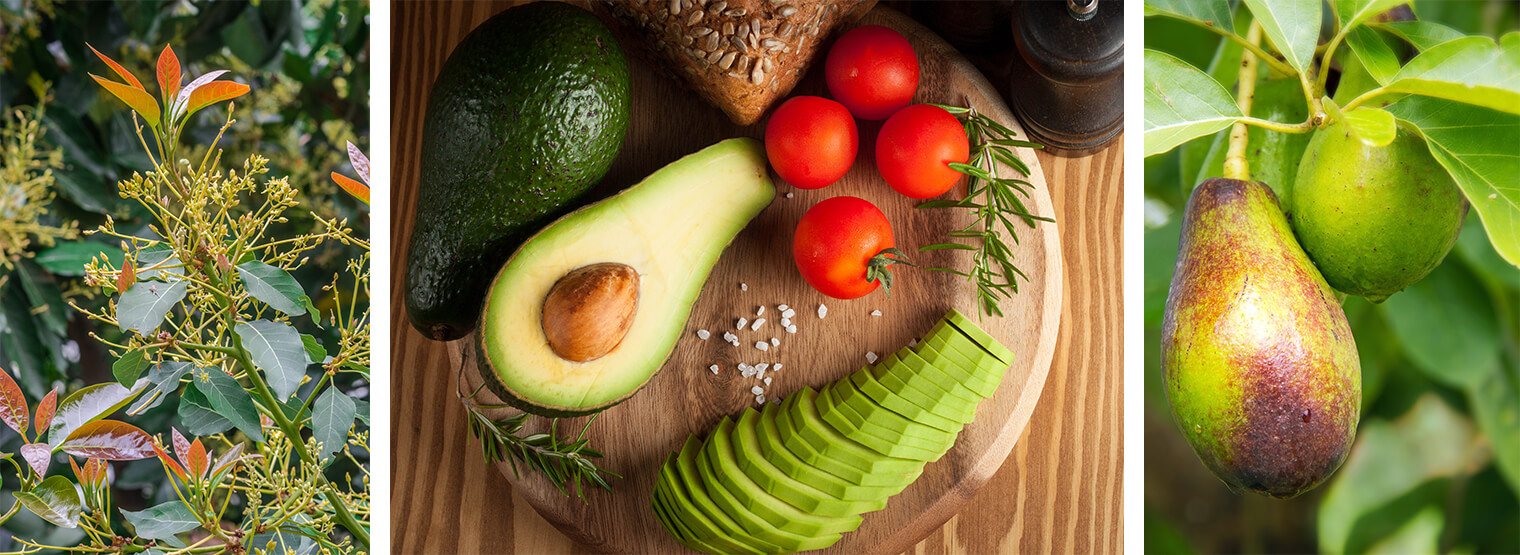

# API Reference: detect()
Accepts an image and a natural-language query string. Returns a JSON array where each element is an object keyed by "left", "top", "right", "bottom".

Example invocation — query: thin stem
[
  {"left": 1317, "top": 25, "right": 1351, "bottom": 94},
  {"left": 1342, "top": 86, "right": 1392, "bottom": 112},
  {"left": 220, "top": 302, "right": 369, "bottom": 548},
  {"left": 1236, "top": 116, "right": 1317, "bottom": 133},
  {"left": 1196, "top": 22, "right": 1300, "bottom": 77},
  {"left": 1225, "top": 22, "right": 1264, "bottom": 181}
]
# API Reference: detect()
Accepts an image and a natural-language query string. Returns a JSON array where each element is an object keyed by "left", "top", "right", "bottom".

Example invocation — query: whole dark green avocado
[{"left": 406, "top": 2, "right": 630, "bottom": 340}]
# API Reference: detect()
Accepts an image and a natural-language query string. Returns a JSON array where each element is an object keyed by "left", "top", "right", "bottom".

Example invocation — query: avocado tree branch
[{"left": 1225, "top": 21, "right": 1265, "bottom": 181}]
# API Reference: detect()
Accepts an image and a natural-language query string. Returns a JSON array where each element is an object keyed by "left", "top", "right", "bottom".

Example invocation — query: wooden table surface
[{"left": 389, "top": 2, "right": 1124, "bottom": 552}]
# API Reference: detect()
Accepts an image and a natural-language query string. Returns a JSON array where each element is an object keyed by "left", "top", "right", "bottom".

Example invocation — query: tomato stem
[{"left": 866, "top": 248, "right": 914, "bottom": 298}]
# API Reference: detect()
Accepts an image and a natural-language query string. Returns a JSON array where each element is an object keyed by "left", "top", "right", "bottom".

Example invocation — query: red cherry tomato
[
  {"left": 764, "top": 96, "right": 858, "bottom": 189},
  {"left": 876, "top": 104, "right": 969, "bottom": 199},
  {"left": 793, "top": 196, "right": 905, "bottom": 300},
  {"left": 825, "top": 25, "right": 920, "bottom": 120}
]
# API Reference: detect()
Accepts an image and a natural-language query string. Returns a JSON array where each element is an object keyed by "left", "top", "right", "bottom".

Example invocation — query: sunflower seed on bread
[{"left": 598, "top": 0, "right": 876, "bottom": 125}]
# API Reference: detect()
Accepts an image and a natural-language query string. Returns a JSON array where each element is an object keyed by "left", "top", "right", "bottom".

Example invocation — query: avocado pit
[{"left": 542, "top": 263, "right": 639, "bottom": 362}]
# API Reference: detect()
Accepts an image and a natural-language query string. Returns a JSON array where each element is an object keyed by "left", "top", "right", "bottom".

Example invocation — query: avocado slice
[
  {"left": 830, "top": 378, "right": 959, "bottom": 446},
  {"left": 653, "top": 469, "right": 720, "bottom": 553},
  {"left": 777, "top": 388, "right": 924, "bottom": 485},
  {"left": 917, "top": 334, "right": 1006, "bottom": 394},
  {"left": 944, "top": 309, "right": 1017, "bottom": 364},
  {"left": 717, "top": 413, "right": 865, "bottom": 534},
  {"left": 477, "top": 138, "right": 776, "bottom": 416},
  {"left": 875, "top": 351, "right": 982, "bottom": 411},
  {"left": 922, "top": 325, "right": 1006, "bottom": 374},
  {"left": 672, "top": 437, "right": 780, "bottom": 554},
  {"left": 818, "top": 382, "right": 951, "bottom": 461},
  {"left": 730, "top": 408, "right": 882, "bottom": 520},
  {"left": 406, "top": 2, "right": 631, "bottom": 340},
  {"left": 847, "top": 367, "right": 964, "bottom": 432},
  {"left": 696, "top": 419, "right": 844, "bottom": 551},
  {"left": 866, "top": 363, "right": 980, "bottom": 426},
  {"left": 755, "top": 402, "right": 898, "bottom": 504}
]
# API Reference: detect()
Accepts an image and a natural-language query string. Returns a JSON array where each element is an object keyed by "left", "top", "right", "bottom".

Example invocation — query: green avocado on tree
[{"left": 406, "top": 2, "right": 631, "bottom": 341}]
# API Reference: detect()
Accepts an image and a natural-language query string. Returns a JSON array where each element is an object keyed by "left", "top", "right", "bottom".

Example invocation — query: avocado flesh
[
  {"left": 717, "top": 414, "right": 865, "bottom": 534},
  {"left": 755, "top": 403, "right": 898, "bottom": 504},
  {"left": 406, "top": 2, "right": 631, "bottom": 340},
  {"left": 819, "top": 382, "right": 950, "bottom": 461},
  {"left": 914, "top": 338, "right": 1002, "bottom": 399},
  {"left": 478, "top": 138, "right": 775, "bottom": 416},
  {"left": 829, "top": 379, "right": 959, "bottom": 447},
  {"left": 944, "top": 310, "right": 1017, "bottom": 364},
  {"left": 922, "top": 320, "right": 1008, "bottom": 378},
  {"left": 778, "top": 389, "right": 925, "bottom": 484},
  {"left": 847, "top": 368, "right": 964, "bottom": 432},
  {"left": 695, "top": 420, "right": 844, "bottom": 551},
  {"left": 653, "top": 466, "right": 719, "bottom": 552},
  {"left": 732, "top": 408, "right": 883, "bottom": 519},
  {"left": 874, "top": 352, "right": 981, "bottom": 411},
  {"left": 673, "top": 436, "right": 779, "bottom": 554}
]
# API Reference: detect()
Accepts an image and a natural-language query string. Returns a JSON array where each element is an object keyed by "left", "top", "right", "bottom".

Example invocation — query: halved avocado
[
  {"left": 730, "top": 408, "right": 880, "bottom": 520},
  {"left": 696, "top": 419, "right": 844, "bottom": 551},
  {"left": 944, "top": 309, "right": 1016, "bottom": 364},
  {"left": 476, "top": 138, "right": 775, "bottom": 416},
  {"left": 777, "top": 389, "right": 924, "bottom": 485},
  {"left": 709, "top": 415, "right": 862, "bottom": 536},
  {"left": 847, "top": 367, "right": 963, "bottom": 432},
  {"left": 756, "top": 402, "right": 898, "bottom": 504},
  {"left": 673, "top": 436, "right": 780, "bottom": 554},
  {"left": 818, "top": 382, "right": 950, "bottom": 461}
]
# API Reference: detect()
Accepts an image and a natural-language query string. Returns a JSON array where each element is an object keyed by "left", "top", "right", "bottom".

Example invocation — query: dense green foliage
[{"left": 1144, "top": 1, "right": 1518, "bottom": 553}]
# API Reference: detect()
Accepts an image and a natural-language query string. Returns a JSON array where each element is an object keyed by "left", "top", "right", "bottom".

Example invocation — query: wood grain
[{"left": 390, "top": 1, "right": 1123, "bottom": 553}]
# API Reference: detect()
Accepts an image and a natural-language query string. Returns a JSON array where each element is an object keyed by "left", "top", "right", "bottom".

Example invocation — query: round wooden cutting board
[{"left": 451, "top": 7, "right": 1062, "bottom": 553}]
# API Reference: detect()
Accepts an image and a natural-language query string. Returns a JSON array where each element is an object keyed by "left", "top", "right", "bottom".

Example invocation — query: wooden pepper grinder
[{"left": 1008, "top": 0, "right": 1123, "bottom": 156}]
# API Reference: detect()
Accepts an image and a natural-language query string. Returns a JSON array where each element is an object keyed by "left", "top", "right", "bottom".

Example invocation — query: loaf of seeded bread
[{"left": 598, "top": 0, "right": 876, "bottom": 126}]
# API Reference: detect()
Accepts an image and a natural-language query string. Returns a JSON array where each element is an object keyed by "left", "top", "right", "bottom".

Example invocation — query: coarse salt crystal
[
  {"left": 763, "top": 377, "right": 772, "bottom": 386},
  {"left": 771, "top": 397, "right": 782, "bottom": 405},
  {"left": 755, "top": 363, "right": 769, "bottom": 373},
  {"left": 756, "top": 341, "right": 769, "bottom": 351},
  {"left": 909, "top": 338, "right": 918, "bottom": 347},
  {"left": 782, "top": 308, "right": 795, "bottom": 319},
  {"left": 756, "top": 394, "right": 766, "bottom": 404},
  {"left": 752, "top": 385, "right": 764, "bottom": 395},
  {"left": 737, "top": 317, "right": 748, "bottom": 329},
  {"left": 778, "top": 304, "right": 789, "bottom": 311},
  {"left": 786, "top": 325, "right": 797, "bottom": 334},
  {"left": 751, "top": 318, "right": 765, "bottom": 330},
  {"left": 770, "top": 337, "right": 779, "bottom": 346},
  {"left": 870, "top": 310, "right": 882, "bottom": 316},
  {"left": 740, "top": 283, "right": 748, "bottom": 291},
  {"left": 709, "top": 364, "right": 720, "bottom": 374},
  {"left": 757, "top": 306, "right": 765, "bottom": 316},
  {"left": 772, "top": 364, "right": 782, "bottom": 372},
  {"left": 865, "top": 351, "right": 878, "bottom": 363},
  {"left": 818, "top": 304, "right": 828, "bottom": 319},
  {"left": 780, "top": 317, "right": 791, "bottom": 327},
  {"left": 723, "top": 331, "right": 737, "bottom": 343},
  {"left": 785, "top": 192, "right": 794, "bottom": 198},
  {"left": 697, "top": 329, "right": 710, "bottom": 340},
  {"left": 756, "top": 368, "right": 766, "bottom": 381}
]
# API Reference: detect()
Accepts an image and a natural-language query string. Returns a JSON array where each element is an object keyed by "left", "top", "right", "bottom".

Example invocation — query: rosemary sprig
[
  {"left": 456, "top": 360, "right": 620, "bottom": 502},
  {"left": 920, "top": 101, "right": 1055, "bottom": 318}
]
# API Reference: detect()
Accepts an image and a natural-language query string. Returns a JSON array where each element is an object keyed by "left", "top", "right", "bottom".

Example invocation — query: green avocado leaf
[{"left": 1145, "top": 50, "right": 1243, "bottom": 157}]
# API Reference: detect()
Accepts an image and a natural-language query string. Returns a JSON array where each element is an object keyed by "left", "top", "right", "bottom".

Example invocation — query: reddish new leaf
[
  {"left": 153, "top": 442, "right": 188, "bottom": 484},
  {"left": 58, "top": 420, "right": 155, "bottom": 460},
  {"left": 83, "top": 458, "right": 107, "bottom": 489},
  {"left": 87, "top": 43, "right": 145, "bottom": 90},
  {"left": 331, "top": 172, "right": 370, "bottom": 205},
  {"left": 34, "top": 388, "right": 57, "bottom": 436},
  {"left": 182, "top": 80, "right": 249, "bottom": 122},
  {"left": 0, "top": 367, "right": 27, "bottom": 436},
  {"left": 91, "top": 74, "right": 161, "bottom": 128},
  {"left": 211, "top": 442, "right": 257, "bottom": 477},
  {"left": 171, "top": 69, "right": 229, "bottom": 121},
  {"left": 68, "top": 457, "right": 83, "bottom": 481},
  {"left": 186, "top": 438, "right": 208, "bottom": 479},
  {"left": 156, "top": 44, "right": 181, "bottom": 107},
  {"left": 117, "top": 258, "right": 136, "bottom": 293},
  {"left": 20, "top": 443, "right": 50, "bottom": 476},
  {"left": 347, "top": 141, "right": 370, "bottom": 184},
  {"left": 171, "top": 427, "right": 191, "bottom": 464}
]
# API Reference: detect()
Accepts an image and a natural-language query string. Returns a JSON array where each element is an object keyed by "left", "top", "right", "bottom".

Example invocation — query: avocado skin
[
  {"left": 1163, "top": 178, "right": 1361, "bottom": 499},
  {"left": 406, "top": 2, "right": 630, "bottom": 340},
  {"left": 1290, "top": 121, "right": 1467, "bottom": 303}
]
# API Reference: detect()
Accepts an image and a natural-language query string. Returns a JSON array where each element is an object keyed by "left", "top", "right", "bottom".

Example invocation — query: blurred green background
[
  {"left": 1144, "top": 1, "right": 1520, "bottom": 553},
  {"left": 0, "top": 0, "right": 368, "bottom": 547}
]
